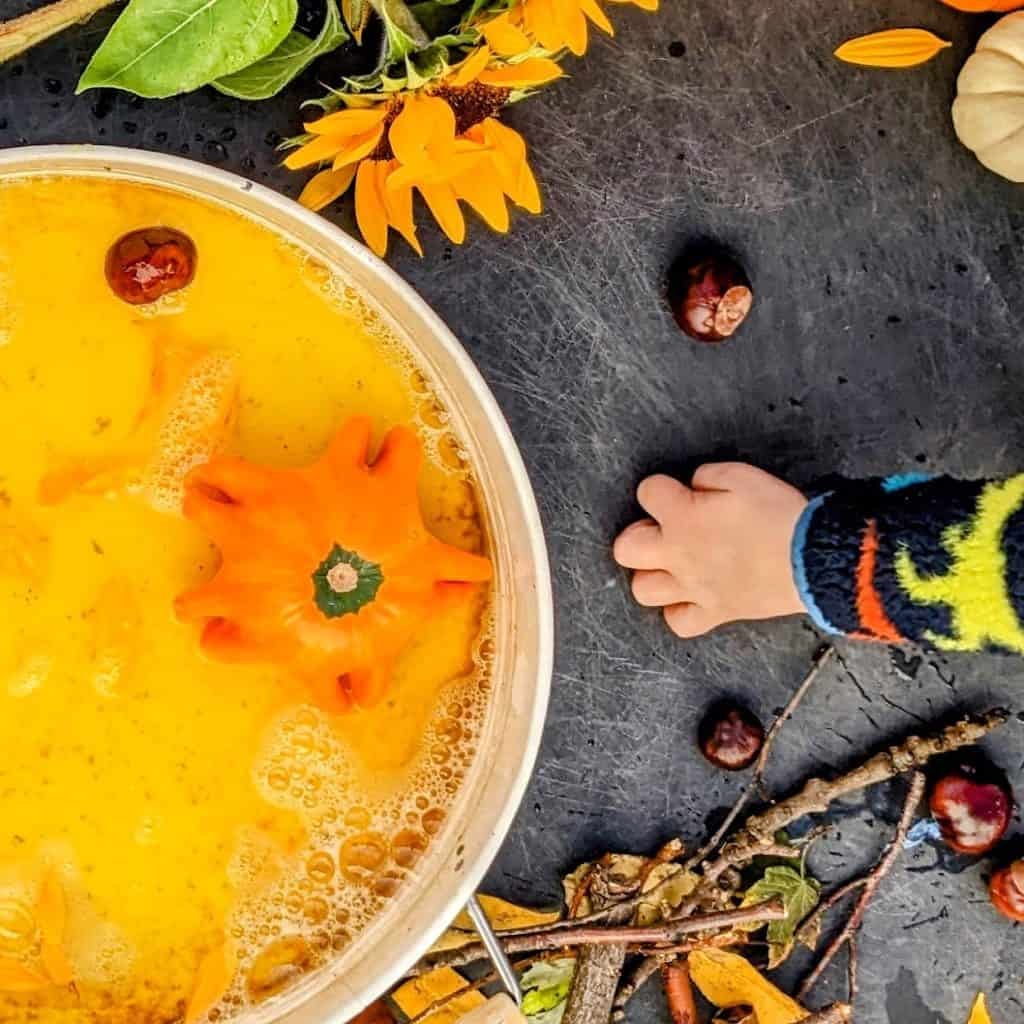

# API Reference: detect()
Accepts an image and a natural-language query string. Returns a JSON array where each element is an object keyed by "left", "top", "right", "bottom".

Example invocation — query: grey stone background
[{"left": 3, "top": 0, "right": 1024, "bottom": 1020}]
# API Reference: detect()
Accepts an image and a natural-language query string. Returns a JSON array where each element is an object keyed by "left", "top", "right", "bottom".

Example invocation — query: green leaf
[
  {"left": 521, "top": 959, "right": 574, "bottom": 1024},
  {"left": 342, "top": 0, "right": 372, "bottom": 44},
  {"left": 78, "top": 0, "right": 298, "bottom": 98},
  {"left": 740, "top": 865, "right": 820, "bottom": 970},
  {"left": 376, "top": 0, "right": 430, "bottom": 63},
  {"left": 213, "top": 0, "right": 348, "bottom": 99}
]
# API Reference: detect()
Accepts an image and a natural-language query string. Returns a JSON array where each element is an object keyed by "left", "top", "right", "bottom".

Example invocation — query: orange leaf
[
  {"left": 0, "top": 958, "right": 50, "bottom": 993},
  {"left": 185, "top": 941, "right": 236, "bottom": 1024},
  {"left": 834, "top": 28, "right": 952, "bottom": 68},
  {"left": 37, "top": 870, "right": 74, "bottom": 987}
]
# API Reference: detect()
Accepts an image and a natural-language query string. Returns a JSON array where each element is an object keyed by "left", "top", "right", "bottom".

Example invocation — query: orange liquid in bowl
[{"left": 0, "top": 178, "right": 491, "bottom": 1022}]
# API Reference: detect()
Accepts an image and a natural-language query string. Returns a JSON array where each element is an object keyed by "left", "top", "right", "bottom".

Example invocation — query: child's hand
[{"left": 612, "top": 463, "right": 809, "bottom": 638}]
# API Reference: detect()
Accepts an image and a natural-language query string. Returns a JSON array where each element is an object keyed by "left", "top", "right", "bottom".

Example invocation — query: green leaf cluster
[
  {"left": 740, "top": 864, "right": 821, "bottom": 969},
  {"left": 76, "top": 0, "right": 512, "bottom": 102}
]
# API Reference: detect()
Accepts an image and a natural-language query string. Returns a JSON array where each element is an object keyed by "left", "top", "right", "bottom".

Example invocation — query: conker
[
  {"left": 670, "top": 255, "right": 753, "bottom": 343},
  {"left": 989, "top": 859, "right": 1024, "bottom": 922},
  {"left": 698, "top": 701, "right": 764, "bottom": 771},
  {"left": 928, "top": 754, "right": 1012, "bottom": 855},
  {"left": 105, "top": 226, "right": 197, "bottom": 305}
]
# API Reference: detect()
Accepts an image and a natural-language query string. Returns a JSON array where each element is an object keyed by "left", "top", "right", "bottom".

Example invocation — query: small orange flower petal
[
  {"left": 481, "top": 118, "right": 542, "bottom": 214},
  {"left": 356, "top": 160, "right": 390, "bottom": 257},
  {"left": 284, "top": 134, "right": 348, "bottom": 170},
  {"left": 331, "top": 126, "right": 385, "bottom": 170},
  {"left": 478, "top": 58, "right": 564, "bottom": 88},
  {"left": 381, "top": 162, "right": 423, "bottom": 256},
  {"left": 451, "top": 44, "right": 492, "bottom": 87},
  {"left": 578, "top": 0, "right": 614, "bottom": 35},
  {"left": 522, "top": 0, "right": 563, "bottom": 51},
  {"left": 555, "top": 0, "right": 588, "bottom": 56},
  {"left": 298, "top": 165, "right": 358, "bottom": 212},
  {"left": 481, "top": 13, "right": 533, "bottom": 56},
  {"left": 304, "top": 107, "right": 388, "bottom": 136},
  {"left": 454, "top": 170, "right": 510, "bottom": 233},
  {"left": 389, "top": 95, "right": 457, "bottom": 169},
  {"left": 418, "top": 184, "right": 466, "bottom": 245}
]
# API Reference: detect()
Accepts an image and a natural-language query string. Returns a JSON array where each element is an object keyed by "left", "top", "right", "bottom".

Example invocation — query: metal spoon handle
[{"left": 465, "top": 895, "right": 522, "bottom": 1006}]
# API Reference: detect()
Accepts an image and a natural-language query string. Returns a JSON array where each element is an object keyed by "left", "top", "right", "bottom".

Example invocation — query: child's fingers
[
  {"left": 612, "top": 519, "right": 664, "bottom": 569},
  {"left": 630, "top": 570, "right": 687, "bottom": 608},
  {"left": 663, "top": 602, "right": 722, "bottom": 639},
  {"left": 691, "top": 462, "right": 744, "bottom": 492},
  {"left": 636, "top": 474, "right": 692, "bottom": 523}
]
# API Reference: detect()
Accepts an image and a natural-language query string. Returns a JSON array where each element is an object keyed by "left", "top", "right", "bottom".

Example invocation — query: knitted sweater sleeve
[{"left": 791, "top": 473, "right": 1024, "bottom": 652}]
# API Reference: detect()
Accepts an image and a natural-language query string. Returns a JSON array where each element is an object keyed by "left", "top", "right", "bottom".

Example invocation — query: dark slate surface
[{"left": 3, "top": 0, "right": 1024, "bottom": 1020}]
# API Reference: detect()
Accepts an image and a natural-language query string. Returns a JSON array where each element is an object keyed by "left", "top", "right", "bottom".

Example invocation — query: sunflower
[
  {"left": 287, "top": 47, "right": 556, "bottom": 256},
  {"left": 482, "top": 0, "right": 659, "bottom": 59},
  {"left": 284, "top": 0, "right": 659, "bottom": 254}
]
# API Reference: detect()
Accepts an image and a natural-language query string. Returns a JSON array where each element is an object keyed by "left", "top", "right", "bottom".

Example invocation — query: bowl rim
[{"left": 0, "top": 144, "right": 554, "bottom": 1022}]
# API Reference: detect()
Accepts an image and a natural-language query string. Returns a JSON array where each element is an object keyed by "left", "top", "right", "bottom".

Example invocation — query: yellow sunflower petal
[
  {"left": 610, "top": 0, "right": 657, "bottom": 8},
  {"left": 355, "top": 160, "right": 389, "bottom": 257},
  {"left": 478, "top": 58, "right": 563, "bottom": 88},
  {"left": 389, "top": 96, "right": 457, "bottom": 169},
  {"left": 418, "top": 184, "right": 466, "bottom": 245},
  {"left": 298, "top": 165, "right": 358, "bottom": 212},
  {"left": 304, "top": 106, "right": 389, "bottom": 136},
  {"left": 453, "top": 169, "right": 510, "bottom": 233},
  {"left": 381, "top": 162, "right": 423, "bottom": 256},
  {"left": 522, "top": 0, "right": 564, "bottom": 52},
  {"left": 578, "top": 0, "right": 613, "bottom": 35},
  {"left": 284, "top": 134, "right": 347, "bottom": 170},
  {"left": 451, "top": 44, "right": 492, "bottom": 87},
  {"left": 555, "top": 0, "right": 588, "bottom": 56},
  {"left": 481, "top": 118, "right": 542, "bottom": 214},
  {"left": 331, "top": 126, "right": 385, "bottom": 170},
  {"left": 481, "top": 13, "right": 533, "bottom": 56}
]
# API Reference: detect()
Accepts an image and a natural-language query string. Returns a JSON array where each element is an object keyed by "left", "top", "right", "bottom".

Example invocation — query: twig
[
  {"left": 794, "top": 877, "right": 868, "bottom": 949},
  {"left": 0, "top": 0, "right": 119, "bottom": 64},
  {"left": 408, "top": 903, "right": 786, "bottom": 976},
  {"left": 611, "top": 956, "right": 662, "bottom": 1016},
  {"left": 616, "top": 709, "right": 1008, "bottom": 1007},
  {"left": 797, "top": 771, "right": 926, "bottom": 1001},
  {"left": 682, "top": 645, "right": 836, "bottom": 873},
  {"left": 562, "top": 945, "right": 627, "bottom": 1024},
  {"left": 802, "top": 1005, "right": 853, "bottom": 1024},
  {"left": 661, "top": 960, "right": 696, "bottom": 1024},
  {"left": 847, "top": 935, "right": 858, "bottom": 1008},
  {"left": 806, "top": 1006, "right": 853, "bottom": 1024}
]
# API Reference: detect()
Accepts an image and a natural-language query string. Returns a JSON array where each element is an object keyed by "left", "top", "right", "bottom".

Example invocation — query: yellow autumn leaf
[
  {"left": 967, "top": 993, "right": 992, "bottom": 1024},
  {"left": 392, "top": 966, "right": 485, "bottom": 1024},
  {"left": 428, "top": 895, "right": 561, "bottom": 954},
  {"left": 834, "top": 28, "right": 952, "bottom": 69},
  {"left": 37, "top": 869, "right": 74, "bottom": 987},
  {"left": 185, "top": 941, "right": 237, "bottom": 1024},
  {"left": 0, "top": 957, "right": 50, "bottom": 992},
  {"left": 689, "top": 949, "right": 806, "bottom": 1024}
]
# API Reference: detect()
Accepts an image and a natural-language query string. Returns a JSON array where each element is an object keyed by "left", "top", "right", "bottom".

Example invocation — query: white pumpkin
[{"left": 953, "top": 12, "right": 1024, "bottom": 182}]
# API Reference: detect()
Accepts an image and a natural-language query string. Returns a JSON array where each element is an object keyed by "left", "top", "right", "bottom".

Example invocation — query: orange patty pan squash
[{"left": 175, "top": 417, "right": 493, "bottom": 711}]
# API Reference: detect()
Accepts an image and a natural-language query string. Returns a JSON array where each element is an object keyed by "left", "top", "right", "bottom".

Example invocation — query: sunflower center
[{"left": 368, "top": 85, "right": 511, "bottom": 162}]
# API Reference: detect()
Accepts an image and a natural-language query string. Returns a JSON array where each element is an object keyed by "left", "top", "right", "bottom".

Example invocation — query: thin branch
[
  {"left": 408, "top": 902, "right": 786, "bottom": 976},
  {"left": 797, "top": 771, "right": 926, "bottom": 1001},
  {"left": 682, "top": 645, "right": 836, "bottom": 873},
  {"left": 617, "top": 709, "right": 1008, "bottom": 1007},
  {"left": 794, "top": 877, "right": 868, "bottom": 950},
  {"left": 847, "top": 935, "right": 858, "bottom": 1008},
  {"left": 0, "top": 0, "right": 119, "bottom": 64},
  {"left": 802, "top": 1005, "right": 853, "bottom": 1024}
]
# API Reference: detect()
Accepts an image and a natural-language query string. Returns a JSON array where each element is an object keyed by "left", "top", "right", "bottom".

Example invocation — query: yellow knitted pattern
[{"left": 895, "top": 476, "right": 1024, "bottom": 652}]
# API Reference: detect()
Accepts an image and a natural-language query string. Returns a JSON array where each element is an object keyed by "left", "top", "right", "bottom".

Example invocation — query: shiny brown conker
[
  {"left": 990, "top": 859, "right": 1024, "bottom": 922},
  {"left": 669, "top": 255, "right": 753, "bottom": 343},
  {"left": 105, "top": 226, "right": 197, "bottom": 305},
  {"left": 929, "top": 754, "right": 1012, "bottom": 855},
  {"left": 698, "top": 701, "right": 764, "bottom": 771}
]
